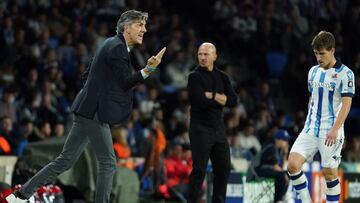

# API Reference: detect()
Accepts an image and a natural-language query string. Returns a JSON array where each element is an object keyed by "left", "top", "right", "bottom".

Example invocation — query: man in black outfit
[
  {"left": 187, "top": 42, "right": 238, "bottom": 203},
  {"left": 6, "top": 10, "right": 166, "bottom": 203}
]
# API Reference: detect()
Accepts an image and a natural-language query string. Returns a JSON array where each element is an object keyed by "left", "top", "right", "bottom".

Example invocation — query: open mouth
[{"left": 137, "top": 35, "right": 143, "bottom": 41}]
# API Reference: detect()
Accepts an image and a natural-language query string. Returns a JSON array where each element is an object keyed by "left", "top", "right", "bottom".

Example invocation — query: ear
[
  {"left": 331, "top": 48, "right": 335, "bottom": 54},
  {"left": 124, "top": 24, "right": 130, "bottom": 34}
]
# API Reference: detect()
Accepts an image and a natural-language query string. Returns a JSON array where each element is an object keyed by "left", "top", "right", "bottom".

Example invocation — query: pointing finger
[{"left": 155, "top": 47, "right": 166, "bottom": 59}]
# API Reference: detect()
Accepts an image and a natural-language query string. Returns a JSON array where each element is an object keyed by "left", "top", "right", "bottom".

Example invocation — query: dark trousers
[
  {"left": 187, "top": 122, "right": 231, "bottom": 203},
  {"left": 20, "top": 114, "right": 116, "bottom": 203},
  {"left": 255, "top": 168, "right": 288, "bottom": 202}
]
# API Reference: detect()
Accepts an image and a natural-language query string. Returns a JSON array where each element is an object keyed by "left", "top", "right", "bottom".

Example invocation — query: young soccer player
[{"left": 287, "top": 31, "right": 355, "bottom": 203}]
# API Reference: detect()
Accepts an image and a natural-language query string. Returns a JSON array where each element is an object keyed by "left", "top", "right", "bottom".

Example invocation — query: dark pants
[
  {"left": 187, "top": 122, "right": 231, "bottom": 203},
  {"left": 255, "top": 168, "right": 288, "bottom": 202},
  {"left": 20, "top": 114, "right": 116, "bottom": 203}
]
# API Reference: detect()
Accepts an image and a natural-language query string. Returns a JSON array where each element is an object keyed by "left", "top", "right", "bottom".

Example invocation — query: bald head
[
  {"left": 198, "top": 42, "right": 217, "bottom": 71},
  {"left": 199, "top": 42, "right": 217, "bottom": 54}
]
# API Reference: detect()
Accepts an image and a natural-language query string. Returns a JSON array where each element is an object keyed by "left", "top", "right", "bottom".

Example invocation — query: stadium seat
[{"left": 266, "top": 52, "right": 288, "bottom": 78}]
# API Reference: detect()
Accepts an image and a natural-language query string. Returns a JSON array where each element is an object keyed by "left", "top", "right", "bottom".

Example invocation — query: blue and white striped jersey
[{"left": 302, "top": 61, "right": 355, "bottom": 138}]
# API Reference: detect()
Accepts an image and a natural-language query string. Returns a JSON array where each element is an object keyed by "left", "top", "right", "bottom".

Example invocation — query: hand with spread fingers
[{"left": 145, "top": 47, "right": 166, "bottom": 73}]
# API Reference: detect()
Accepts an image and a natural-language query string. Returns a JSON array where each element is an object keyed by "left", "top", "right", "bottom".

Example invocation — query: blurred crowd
[{"left": 1, "top": 0, "right": 360, "bottom": 201}]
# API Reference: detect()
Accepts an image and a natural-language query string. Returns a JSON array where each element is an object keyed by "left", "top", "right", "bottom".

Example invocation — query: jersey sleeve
[
  {"left": 308, "top": 70, "right": 312, "bottom": 93},
  {"left": 340, "top": 68, "right": 355, "bottom": 97},
  {"left": 307, "top": 66, "right": 317, "bottom": 94}
]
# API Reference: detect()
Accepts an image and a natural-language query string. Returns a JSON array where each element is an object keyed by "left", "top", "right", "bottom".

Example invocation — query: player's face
[
  {"left": 313, "top": 48, "right": 335, "bottom": 69},
  {"left": 125, "top": 20, "right": 147, "bottom": 46},
  {"left": 197, "top": 45, "right": 217, "bottom": 70}
]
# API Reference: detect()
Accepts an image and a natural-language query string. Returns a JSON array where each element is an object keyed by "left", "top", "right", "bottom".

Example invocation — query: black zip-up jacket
[{"left": 187, "top": 66, "right": 238, "bottom": 127}]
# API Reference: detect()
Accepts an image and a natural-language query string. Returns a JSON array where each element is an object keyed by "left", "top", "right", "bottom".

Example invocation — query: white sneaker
[{"left": 5, "top": 194, "right": 28, "bottom": 203}]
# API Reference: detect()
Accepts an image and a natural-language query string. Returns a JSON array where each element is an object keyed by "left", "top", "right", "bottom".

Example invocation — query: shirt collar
[
  {"left": 333, "top": 60, "right": 342, "bottom": 69},
  {"left": 117, "top": 34, "right": 130, "bottom": 52},
  {"left": 196, "top": 65, "right": 216, "bottom": 72}
]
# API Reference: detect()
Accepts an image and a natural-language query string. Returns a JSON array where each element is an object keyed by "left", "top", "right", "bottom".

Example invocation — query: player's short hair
[
  {"left": 116, "top": 10, "right": 148, "bottom": 35},
  {"left": 311, "top": 30, "right": 335, "bottom": 51}
]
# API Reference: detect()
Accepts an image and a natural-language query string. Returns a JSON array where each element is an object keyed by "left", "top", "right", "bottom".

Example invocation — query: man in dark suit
[{"left": 6, "top": 10, "right": 166, "bottom": 203}]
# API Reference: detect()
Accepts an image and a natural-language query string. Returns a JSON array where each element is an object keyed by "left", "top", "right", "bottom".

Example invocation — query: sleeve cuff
[
  {"left": 341, "top": 93, "right": 355, "bottom": 98},
  {"left": 140, "top": 69, "right": 149, "bottom": 79}
]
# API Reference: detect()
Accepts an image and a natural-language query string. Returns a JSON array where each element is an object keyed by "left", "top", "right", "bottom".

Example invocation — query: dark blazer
[{"left": 71, "top": 34, "right": 144, "bottom": 125}]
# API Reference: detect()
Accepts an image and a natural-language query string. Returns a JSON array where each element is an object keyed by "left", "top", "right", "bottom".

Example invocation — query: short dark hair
[
  {"left": 311, "top": 30, "right": 335, "bottom": 51},
  {"left": 116, "top": 10, "right": 148, "bottom": 35}
]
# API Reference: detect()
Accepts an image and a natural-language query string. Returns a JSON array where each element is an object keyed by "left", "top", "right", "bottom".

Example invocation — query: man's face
[
  {"left": 172, "top": 145, "right": 182, "bottom": 158},
  {"left": 197, "top": 45, "right": 217, "bottom": 69},
  {"left": 1, "top": 118, "right": 12, "bottom": 132},
  {"left": 125, "top": 20, "right": 147, "bottom": 46},
  {"left": 313, "top": 48, "right": 334, "bottom": 69}
]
